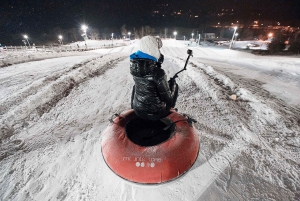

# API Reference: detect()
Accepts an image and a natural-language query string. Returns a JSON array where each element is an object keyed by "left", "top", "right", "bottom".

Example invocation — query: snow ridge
[
  {"left": 0, "top": 53, "right": 127, "bottom": 142},
  {"left": 165, "top": 55, "right": 299, "bottom": 200}
]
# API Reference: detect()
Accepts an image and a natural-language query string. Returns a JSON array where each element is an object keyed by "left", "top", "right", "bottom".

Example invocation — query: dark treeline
[{"left": 2, "top": 24, "right": 299, "bottom": 46}]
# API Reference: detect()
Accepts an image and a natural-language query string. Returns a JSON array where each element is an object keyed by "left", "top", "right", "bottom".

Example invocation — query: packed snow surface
[{"left": 0, "top": 40, "right": 299, "bottom": 200}]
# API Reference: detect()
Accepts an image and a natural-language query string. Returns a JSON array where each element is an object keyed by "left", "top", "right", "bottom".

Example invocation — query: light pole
[
  {"left": 268, "top": 33, "right": 273, "bottom": 41},
  {"left": 229, "top": 26, "right": 237, "bottom": 49},
  {"left": 112, "top": 33, "right": 114, "bottom": 46},
  {"left": 184, "top": 36, "right": 186, "bottom": 41},
  {"left": 24, "top": 35, "right": 31, "bottom": 48},
  {"left": 81, "top": 25, "right": 88, "bottom": 48},
  {"left": 233, "top": 33, "right": 238, "bottom": 46},
  {"left": 22, "top": 40, "right": 27, "bottom": 48},
  {"left": 173, "top": 31, "right": 177, "bottom": 40},
  {"left": 234, "top": 33, "right": 238, "bottom": 41},
  {"left": 81, "top": 25, "right": 88, "bottom": 37},
  {"left": 192, "top": 33, "right": 194, "bottom": 40},
  {"left": 58, "top": 35, "right": 63, "bottom": 45},
  {"left": 128, "top": 32, "right": 131, "bottom": 41}
]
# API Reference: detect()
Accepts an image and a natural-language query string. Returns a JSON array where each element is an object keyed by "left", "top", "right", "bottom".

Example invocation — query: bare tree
[
  {"left": 138, "top": 26, "right": 154, "bottom": 37},
  {"left": 144, "top": 26, "right": 154, "bottom": 35},
  {"left": 134, "top": 27, "right": 139, "bottom": 39},
  {"left": 101, "top": 27, "right": 113, "bottom": 40},
  {"left": 102, "top": 33, "right": 107, "bottom": 40},
  {"left": 139, "top": 26, "right": 145, "bottom": 38},
  {"left": 48, "top": 27, "right": 64, "bottom": 42},
  {"left": 121, "top": 25, "right": 127, "bottom": 38},
  {"left": 67, "top": 28, "right": 80, "bottom": 42},
  {"left": 90, "top": 28, "right": 100, "bottom": 40}
]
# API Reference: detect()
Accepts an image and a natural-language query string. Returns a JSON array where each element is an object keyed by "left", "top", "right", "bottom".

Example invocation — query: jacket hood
[{"left": 137, "top": 36, "right": 161, "bottom": 60}]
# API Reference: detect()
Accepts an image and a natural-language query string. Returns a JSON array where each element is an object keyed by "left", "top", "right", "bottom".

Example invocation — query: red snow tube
[{"left": 101, "top": 109, "right": 200, "bottom": 184}]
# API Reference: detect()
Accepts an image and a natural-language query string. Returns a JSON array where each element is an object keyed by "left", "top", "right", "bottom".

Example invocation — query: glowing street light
[
  {"left": 229, "top": 26, "right": 237, "bottom": 49},
  {"left": 173, "top": 31, "right": 177, "bottom": 40},
  {"left": 81, "top": 25, "right": 88, "bottom": 48},
  {"left": 268, "top": 33, "right": 274, "bottom": 41},
  {"left": 128, "top": 32, "right": 131, "bottom": 41},
  {"left": 235, "top": 33, "right": 238, "bottom": 41},
  {"left": 23, "top": 34, "right": 31, "bottom": 48},
  {"left": 191, "top": 33, "right": 194, "bottom": 39},
  {"left": 58, "top": 35, "right": 63, "bottom": 45},
  {"left": 81, "top": 25, "right": 88, "bottom": 35}
]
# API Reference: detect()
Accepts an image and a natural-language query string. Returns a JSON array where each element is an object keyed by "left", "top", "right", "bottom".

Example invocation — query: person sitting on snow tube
[{"left": 130, "top": 35, "right": 178, "bottom": 121}]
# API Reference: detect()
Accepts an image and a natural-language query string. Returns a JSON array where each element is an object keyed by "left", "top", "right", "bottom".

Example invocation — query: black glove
[
  {"left": 158, "top": 54, "right": 164, "bottom": 64},
  {"left": 157, "top": 62, "right": 162, "bottom": 68},
  {"left": 168, "top": 78, "right": 176, "bottom": 91}
]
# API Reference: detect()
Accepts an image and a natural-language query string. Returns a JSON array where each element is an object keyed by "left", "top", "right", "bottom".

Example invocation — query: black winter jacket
[{"left": 130, "top": 59, "right": 175, "bottom": 115}]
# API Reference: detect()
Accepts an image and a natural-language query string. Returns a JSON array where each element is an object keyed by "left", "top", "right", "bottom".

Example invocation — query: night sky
[{"left": 1, "top": 0, "right": 300, "bottom": 45}]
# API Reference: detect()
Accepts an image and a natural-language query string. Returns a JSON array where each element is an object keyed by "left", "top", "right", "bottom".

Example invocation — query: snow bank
[
  {"left": 0, "top": 52, "right": 128, "bottom": 140},
  {"left": 0, "top": 51, "right": 92, "bottom": 67}
]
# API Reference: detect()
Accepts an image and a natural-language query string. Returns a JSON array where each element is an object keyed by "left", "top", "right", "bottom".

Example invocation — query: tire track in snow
[
  {"left": 0, "top": 56, "right": 99, "bottom": 116},
  {"left": 161, "top": 47, "right": 178, "bottom": 57},
  {"left": 0, "top": 58, "right": 133, "bottom": 200},
  {"left": 0, "top": 53, "right": 128, "bottom": 142},
  {"left": 205, "top": 61, "right": 300, "bottom": 167},
  {"left": 192, "top": 47, "right": 209, "bottom": 56},
  {"left": 160, "top": 56, "right": 300, "bottom": 200},
  {"left": 199, "top": 47, "right": 220, "bottom": 56},
  {"left": 171, "top": 47, "right": 186, "bottom": 57},
  {"left": 0, "top": 57, "right": 134, "bottom": 201}
]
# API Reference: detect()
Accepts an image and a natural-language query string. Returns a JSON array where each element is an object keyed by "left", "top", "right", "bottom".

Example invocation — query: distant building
[{"left": 204, "top": 33, "right": 216, "bottom": 39}]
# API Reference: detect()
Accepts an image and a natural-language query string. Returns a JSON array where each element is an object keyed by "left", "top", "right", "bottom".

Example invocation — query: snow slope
[{"left": 0, "top": 40, "right": 299, "bottom": 200}]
